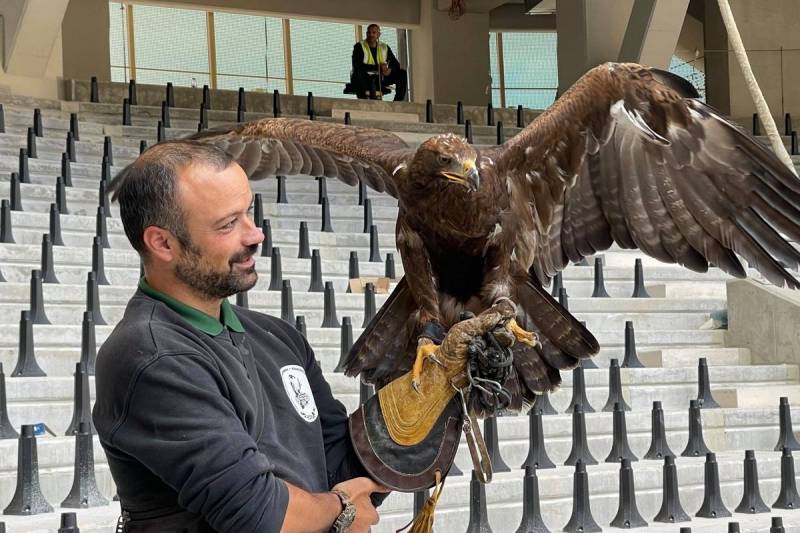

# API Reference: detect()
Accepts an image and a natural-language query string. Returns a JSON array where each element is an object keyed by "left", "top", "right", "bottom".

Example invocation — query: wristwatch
[{"left": 330, "top": 489, "right": 356, "bottom": 532}]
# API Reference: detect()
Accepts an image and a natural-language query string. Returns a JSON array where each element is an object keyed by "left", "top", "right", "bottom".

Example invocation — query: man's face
[
  {"left": 367, "top": 25, "right": 380, "bottom": 44},
  {"left": 172, "top": 162, "right": 264, "bottom": 300}
]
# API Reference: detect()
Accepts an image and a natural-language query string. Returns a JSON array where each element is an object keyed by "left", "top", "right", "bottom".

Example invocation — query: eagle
[{"left": 191, "top": 63, "right": 800, "bottom": 413}]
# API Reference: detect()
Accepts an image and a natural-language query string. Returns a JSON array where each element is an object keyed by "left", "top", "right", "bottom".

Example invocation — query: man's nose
[{"left": 243, "top": 216, "right": 265, "bottom": 246}]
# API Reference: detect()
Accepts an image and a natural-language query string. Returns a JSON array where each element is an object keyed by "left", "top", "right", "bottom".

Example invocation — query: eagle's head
[{"left": 412, "top": 134, "right": 480, "bottom": 193}]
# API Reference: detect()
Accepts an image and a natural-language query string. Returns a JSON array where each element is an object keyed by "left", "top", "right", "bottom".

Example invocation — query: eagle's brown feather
[
  {"left": 484, "top": 63, "right": 800, "bottom": 290},
  {"left": 191, "top": 118, "right": 412, "bottom": 197}
]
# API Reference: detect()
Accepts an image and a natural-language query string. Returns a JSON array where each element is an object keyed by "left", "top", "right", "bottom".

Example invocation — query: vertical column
[
  {"left": 496, "top": 32, "right": 506, "bottom": 108},
  {"left": 410, "top": 0, "right": 490, "bottom": 104},
  {"left": 62, "top": 0, "right": 111, "bottom": 81},
  {"left": 207, "top": 12, "right": 217, "bottom": 89},
  {"left": 282, "top": 19, "right": 294, "bottom": 95},
  {"left": 125, "top": 3, "right": 137, "bottom": 80},
  {"left": 556, "top": 0, "right": 635, "bottom": 93}
]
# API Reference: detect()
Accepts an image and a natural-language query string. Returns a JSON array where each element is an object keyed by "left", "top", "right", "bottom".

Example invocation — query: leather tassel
[{"left": 398, "top": 471, "right": 445, "bottom": 533}]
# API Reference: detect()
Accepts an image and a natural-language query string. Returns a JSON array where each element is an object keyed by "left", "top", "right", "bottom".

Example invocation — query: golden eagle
[{"left": 191, "top": 63, "right": 800, "bottom": 412}]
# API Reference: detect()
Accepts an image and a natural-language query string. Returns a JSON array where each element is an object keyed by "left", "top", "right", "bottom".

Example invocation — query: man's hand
[
  {"left": 380, "top": 62, "right": 391, "bottom": 77},
  {"left": 332, "top": 477, "right": 389, "bottom": 532}
]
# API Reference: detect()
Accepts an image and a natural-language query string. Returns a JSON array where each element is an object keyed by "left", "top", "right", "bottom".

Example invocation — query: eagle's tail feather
[
  {"left": 515, "top": 279, "right": 599, "bottom": 359},
  {"left": 343, "top": 277, "right": 418, "bottom": 388},
  {"left": 480, "top": 277, "right": 601, "bottom": 413}
]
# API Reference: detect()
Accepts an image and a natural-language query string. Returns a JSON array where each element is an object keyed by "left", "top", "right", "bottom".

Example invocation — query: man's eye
[{"left": 221, "top": 220, "right": 236, "bottom": 230}]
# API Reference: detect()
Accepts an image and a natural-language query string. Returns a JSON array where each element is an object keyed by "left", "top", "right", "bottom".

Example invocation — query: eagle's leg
[
  {"left": 412, "top": 338, "right": 441, "bottom": 393},
  {"left": 480, "top": 237, "right": 540, "bottom": 349}
]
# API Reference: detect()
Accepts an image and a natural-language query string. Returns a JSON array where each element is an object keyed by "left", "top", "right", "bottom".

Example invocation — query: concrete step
[
  {"left": 0, "top": 154, "right": 117, "bottom": 180},
  {"left": 0, "top": 259, "right": 395, "bottom": 288},
  {"left": 6, "top": 209, "right": 399, "bottom": 242},
  {"left": 0, "top": 278, "right": 726, "bottom": 314},
  {"left": 0, "top": 183, "right": 401, "bottom": 224},
  {"left": 717, "top": 385, "right": 800, "bottom": 409},
  {"left": 0, "top": 231, "right": 405, "bottom": 264},
  {"left": 0, "top": 132, "right": 140, "bottom": 159},
  {"left": 0, "top": 323, "right": 726, "bottom": 352},
  {"left": 641, "top": 347, "right": 751, "bottom": 368},
  {"left": 0, "top": 298, "right": 717, "bottom": 333},
  {"left": 0, "top": 96, "right": 65, "bottom": 111},
  {"left": 3, "top": 223, "right": 395, "bottom": 253},
  {"left": 77, "top": 101, "right": 516, "bottom": 136},
  {"left": 0, "top": 121, "right": 145, "bottom": 147},
  {"left": 0, "top": 255, "right": 396, "bottom": 286},
  {"left": 0, "top": 173, "right": 399, "bottom": 209}
]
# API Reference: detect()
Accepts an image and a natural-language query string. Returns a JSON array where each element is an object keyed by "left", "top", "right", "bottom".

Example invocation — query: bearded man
[{"left": 92, "top": 140, "right": 386, "bottom": 532}]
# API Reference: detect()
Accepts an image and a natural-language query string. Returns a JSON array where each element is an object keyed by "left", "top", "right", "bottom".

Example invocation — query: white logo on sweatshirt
[{"left": 280, "top": 365, "right": 318, "bottom": 422}]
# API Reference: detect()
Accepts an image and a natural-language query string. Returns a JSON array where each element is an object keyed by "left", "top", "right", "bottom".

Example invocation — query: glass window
[
  {"left": 501, "top": 31, "right": 558, "bottom": 110},
  {"left": 290, "top": 19, "right": 356, "bottom": 98},
  {"left": 215, "top": 12, "right": 286, "bottom": 93},
  {"left": 132, "top": 4, "right": 209, "bottom": 87},
  {"left": 669, "top": 56, "right": 706, "bottom": 101},
  {"left": 108, "top": 2, "right": 129, "bottom": 82},
  {"left": 489, "top": 32, "right": 500, "bottom": 107}
]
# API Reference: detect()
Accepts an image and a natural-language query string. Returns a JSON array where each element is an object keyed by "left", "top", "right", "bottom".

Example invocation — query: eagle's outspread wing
[
  {"left": 189, "top": 117, "right": 416, "bottom": 197},
  {"left": 488, "top": 62, "right": 800, "bottom": 290}
]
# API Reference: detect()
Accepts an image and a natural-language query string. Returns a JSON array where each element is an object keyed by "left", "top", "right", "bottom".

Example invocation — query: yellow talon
[
  {"left": 509, "top": 318, "right": 538, "bottom": 347},
  {"left": 411, "top": 342, "right": 440, "bottom": 393}
]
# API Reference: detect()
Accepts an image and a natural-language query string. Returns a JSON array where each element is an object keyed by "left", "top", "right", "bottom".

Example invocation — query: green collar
[{"left": 138, "top": 277, "right": 245, "bottom": 336}]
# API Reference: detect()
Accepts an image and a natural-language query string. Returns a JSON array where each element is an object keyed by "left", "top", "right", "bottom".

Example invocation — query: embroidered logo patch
[{"left": 280, "top": 365, "right": 318, "bottom": 422}]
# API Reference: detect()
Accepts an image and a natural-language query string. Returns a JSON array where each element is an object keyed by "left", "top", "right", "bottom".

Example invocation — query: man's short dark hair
[
  {"left": 366, "top": 23, "right": 380, "bottom": 32},
  {"left": 108, "top": 139, "right": 234, "bottom": 258}
]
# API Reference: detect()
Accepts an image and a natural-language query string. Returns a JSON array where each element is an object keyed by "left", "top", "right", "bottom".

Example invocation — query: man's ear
[{"left": 142, "top": 226, "right": 179, "bottom": 263}]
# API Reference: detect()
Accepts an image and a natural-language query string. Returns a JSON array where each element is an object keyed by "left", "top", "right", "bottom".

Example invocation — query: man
[
  {"left": 93, "top": 140, "right": 387, "bottom": 532},
  {"left": 351, "top": 24, "right": 407, "bottom": 101}
]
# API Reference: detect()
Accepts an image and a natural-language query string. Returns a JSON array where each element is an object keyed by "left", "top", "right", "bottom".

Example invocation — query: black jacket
[{"left": 93, "top": 290, "right": 367, "bottom": 532}]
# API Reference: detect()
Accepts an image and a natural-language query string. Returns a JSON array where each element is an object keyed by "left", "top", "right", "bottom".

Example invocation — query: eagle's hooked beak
[
  {"left": 463, "top": 160, "right": 480, "bottom": 192},
  {"left": 441, "top": 160, "right": 480, "bottom": 192}
]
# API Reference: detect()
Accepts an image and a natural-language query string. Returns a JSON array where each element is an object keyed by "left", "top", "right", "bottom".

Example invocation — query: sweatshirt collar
[{"left": 138, "top": 277, "right": 245, "bottom": 336}]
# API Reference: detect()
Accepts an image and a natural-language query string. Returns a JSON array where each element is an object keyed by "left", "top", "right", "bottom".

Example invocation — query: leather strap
[
  {"left": 457, "top": 387, "right": 493, "bottom": 483},
  {"left": 419, "top": 320, "right": 445, "bottom": 344}
]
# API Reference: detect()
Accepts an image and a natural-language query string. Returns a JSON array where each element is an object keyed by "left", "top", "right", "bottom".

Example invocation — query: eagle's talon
[
  {"left": 509, "top": 318, "right": 538, "bottom": 347},
  {"left": 429, "top": 353, "right": 446, "bottom": 368},
  {"left": 411, "top": 341, "right": 440, "bottom": 393}
]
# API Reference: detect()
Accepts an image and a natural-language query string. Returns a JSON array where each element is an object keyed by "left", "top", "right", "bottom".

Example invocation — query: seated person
[{"left": 351, "top": 24, "right": 407, "bottom": 101}]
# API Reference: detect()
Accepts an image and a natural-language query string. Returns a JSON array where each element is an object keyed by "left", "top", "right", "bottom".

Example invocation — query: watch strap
[{"left": 330, "top": 489, "right": 356, "bottom": 533}]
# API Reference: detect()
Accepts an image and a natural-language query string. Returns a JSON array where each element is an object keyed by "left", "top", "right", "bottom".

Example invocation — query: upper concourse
[{"left": 0, "top": 0, "right": 797, "bottom": 120}]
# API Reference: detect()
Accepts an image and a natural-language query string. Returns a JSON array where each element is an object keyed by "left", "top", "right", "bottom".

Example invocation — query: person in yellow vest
[{"left": 351, "top": 24, "right": 407, "bottom": 101}]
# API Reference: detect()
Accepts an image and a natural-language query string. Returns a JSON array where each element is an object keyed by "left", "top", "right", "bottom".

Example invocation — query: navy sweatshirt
[{"left": 92, "top": 287, "right": 366, "bottom": 532}]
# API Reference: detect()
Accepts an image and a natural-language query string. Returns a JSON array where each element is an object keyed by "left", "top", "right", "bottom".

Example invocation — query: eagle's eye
[{"left": 437, "top": 155, "right": 452, "bottom": 166}]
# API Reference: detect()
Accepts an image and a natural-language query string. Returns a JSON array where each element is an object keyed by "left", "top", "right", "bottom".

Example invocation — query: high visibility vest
[{"left": 360, "top": 40, "right": 388, "bottom": 66}]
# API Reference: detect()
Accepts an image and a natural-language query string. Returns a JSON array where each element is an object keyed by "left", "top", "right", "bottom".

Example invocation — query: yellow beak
[{"left": 441, "top": 160, "right": 480, "bottom": 192}]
